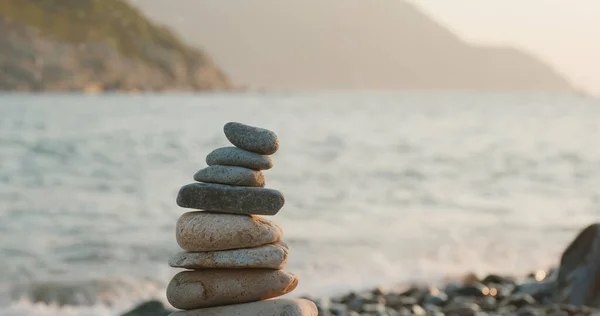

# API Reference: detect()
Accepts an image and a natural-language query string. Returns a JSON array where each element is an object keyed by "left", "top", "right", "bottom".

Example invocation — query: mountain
[
  {"left": 0, "top": 0, "right": 231, "bottom": 92},
  {"left": 131, "top": 0, "right": 574, "bottom": 92}
]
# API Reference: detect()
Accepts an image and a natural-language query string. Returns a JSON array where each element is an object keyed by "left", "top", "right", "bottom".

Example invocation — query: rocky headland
[{"left": 0, "top": 0, "right": 231, "bottom": 92}]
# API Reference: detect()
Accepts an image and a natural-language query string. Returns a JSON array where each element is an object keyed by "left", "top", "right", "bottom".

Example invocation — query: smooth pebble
[
  {"left": 224, "top": 122, "right": 279, "bottom": 155},
  {"left": 177, "top": 182, "right": 284, "bottom": 216},
  {"left": 169, "top": 242, "right": 289, "bottom": 270},
  {"left": 206, "top": 146, "right": 273, "bottom": 170},
  {"left": 194, "top": 165, "right": 265, "bottom": 187},
  {"left": 168, "top": 298, "right": 318, "bottom": 316},
  {"left": 176, "top": 212, "right": 282, "bottom": 252},
  {"left": 166, "top": 269, "right": 298, "bottom": 309}
]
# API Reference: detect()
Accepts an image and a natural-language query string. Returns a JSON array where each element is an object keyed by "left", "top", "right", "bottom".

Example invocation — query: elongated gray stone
[
  {"left": 177, "top": 182, "right": 285, "bottom": 216},
  {"left": 176, "top": 212, "right": 282, "bottom": 251},
  {"left": 169, "top": 242, "right": 289, "bottom": 269},
  {"left": 166, "top": 269, "right": 298, "bottom": 309},
  {"left": 194, "top": 165, "right": 265, "bottom": 187},
  {"left": 168, "top": 298, "right": 318, "bottom": 316},
  {"left": 206, "top": 146, "right": 273, "bottom": 170},
  {"left": 224, "top": 122, "right": 280, "bottom": 155}
]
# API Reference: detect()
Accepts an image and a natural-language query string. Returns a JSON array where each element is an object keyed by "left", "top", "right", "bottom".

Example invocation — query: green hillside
[
  {"left": 0, "top": 0, "right": 231, "bottom": 91},
  {"left": 1, "top": 0, "right": 196, "bottom": 64}
]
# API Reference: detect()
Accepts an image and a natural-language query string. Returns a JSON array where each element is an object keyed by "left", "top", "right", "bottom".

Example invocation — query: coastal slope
[
  {"left": 133, "top": 0, "right": 574, "bottom": 92},
  {"left": 0, "top": 0, "right": 231, "bottom": 92}
]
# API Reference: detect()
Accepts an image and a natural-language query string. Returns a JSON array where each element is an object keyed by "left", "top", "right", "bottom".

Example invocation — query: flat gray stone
[
  {"left": 194, "top": 165, "right": 265, "bottom": 187},
  {"left": 176, "top": 212, "right": 283, "bottom": 251},
  {"left": 168, "top": 298, "right": 318, "bottom": 316},
  {"left": 177, "top": 182, "right": 285, "bottom": 215},
  {"left": 169, "top": 242, "right": 288, "bottom": 269},
  {"left": 224, "top": 122, "right": 280, "bottom": 155},
  {"left": 206, "top": 146, "right": 273, "bottom": 170}
]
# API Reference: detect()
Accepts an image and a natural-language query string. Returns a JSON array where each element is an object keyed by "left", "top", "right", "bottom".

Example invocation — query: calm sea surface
[{"left": 0, "top": 92, "right": 599, "bottom": 315}]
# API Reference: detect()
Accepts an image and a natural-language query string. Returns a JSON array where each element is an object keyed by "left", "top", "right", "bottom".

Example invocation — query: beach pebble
[
  {"left": 193, "top": 165, "right": 265, "bottom": 187},
  {"left": 119, "top": 300, "right": 172, "bottom": 316},
  {"left": 176, "top": 212, "right": 282, "bottom": 252},
  {"left": 169, "top": 242, "right": 289, "bottom": 270},
  {"left": 168, "top": 298, "right": 317, "bottom": 316},
  {"left": 166, "top": 269, "right": 298, "bottom": 309},
  {"left": 177, "top": 182, "right": 285, "bottom": 216},
  {"left": 224, "top": 122, "right": 279, "bottom": 155},
  {"left": 482, "top": 274, "right": 516, "bottom": 286},
  {"left": 517, "top": 306, "right": 544, "bottom": 316},
  {"left": 505, "top": 293, "right": 537, "bottom": 308},
  {"left": 443, "top": 301, "right": 481, "bottom": 316},
  {"left": 452, "top": 283, "right": 488, "bottom": 297},
  {"left": 423, "top": 291, "right": 448, "bottom": 306},
  {"left": 206, "top": 146, "right": 273, "bottom": 170}
]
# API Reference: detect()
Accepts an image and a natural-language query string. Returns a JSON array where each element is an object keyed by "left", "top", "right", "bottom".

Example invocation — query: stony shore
[
  {"left": 121, "top": 223, "right": 600, "bottom": 316},
  {"left": 121, "top": 268, "right": 598, "bottom": 316}
]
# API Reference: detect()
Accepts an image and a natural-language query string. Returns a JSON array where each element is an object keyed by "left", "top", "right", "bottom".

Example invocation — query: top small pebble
[{"left": 224, "top": 122, "right": 280, "bottom": 155}]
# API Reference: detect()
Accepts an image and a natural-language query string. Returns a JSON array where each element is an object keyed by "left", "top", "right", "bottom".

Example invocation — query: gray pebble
[
  {"left": 194, "top": 165, "right": 265, "bottom": 187},
  {"left": 206, "top": 146, "right": 273, "bottom": 170},
  {"left": 177, "top": 182, "right": 285, "bottom": 216},
  {"left": 224, "top": 122, "right": 280, "bottom": 155},
  {"left": 423, "top": 292, "right": 448, "bottom": 306},
  {"left": 168, "top": 242, "right": 288, "bottom": 270},
  {"left": 516, "top": 306, "right": 544, "bottom": 316},
  {"left": 443, "top": 301, "right": 481, "bottom": 316},
  {"left": 412, "top": 305, "right": 427, "bottom": 316}
]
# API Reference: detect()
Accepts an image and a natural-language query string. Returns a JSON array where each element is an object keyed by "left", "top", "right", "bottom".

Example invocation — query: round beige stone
[
  {"left": 168, "top": 298, "right": 318, "bottom": 316},
  {"left": 169, "top": 242, "right": 289, "bottom": 269},
  {"left": 166, "top": 269, "right": 299, "bottom": 310},
  {"left": 176, "top": 212, "right": 283, "bottom": 252}
]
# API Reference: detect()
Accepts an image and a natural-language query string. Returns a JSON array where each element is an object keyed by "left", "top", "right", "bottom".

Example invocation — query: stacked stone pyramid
[{"left": 167, "top": 122, "right": 317, "bottom": 316}]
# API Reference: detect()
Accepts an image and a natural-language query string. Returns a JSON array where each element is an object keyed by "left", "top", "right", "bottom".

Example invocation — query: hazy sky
[{"left": 409, "top": 0, "right": 600, "bottom": 94}]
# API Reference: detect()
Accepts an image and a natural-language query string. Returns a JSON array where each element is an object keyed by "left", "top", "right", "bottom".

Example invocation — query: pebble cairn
[{"left": 166, "top": 122, "right": 318, "bottom": 315}]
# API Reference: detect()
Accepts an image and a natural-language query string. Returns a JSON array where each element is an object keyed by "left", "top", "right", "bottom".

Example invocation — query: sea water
[{"left": 0, "top": 92, "right": 598, "bottom": 315}]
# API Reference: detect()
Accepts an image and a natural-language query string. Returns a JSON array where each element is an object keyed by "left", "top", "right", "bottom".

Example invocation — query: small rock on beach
[
  {"left": 206, "top": 146, "right": 273, "bottom": 170},
  {"left": 176, "top": 212, "right": 283, "bottom": 252},
  {"left": 169, "top": 242, "right": 289, "bottom": 270},
  {"left": 194, "top": 165, "right": 266, "bottom": 187},
  {"left": 224, "top": 122, "right": 280, "bottom": 155},
  {"left": 168, "top": 298, "right": 318, "bottom": 316},
  {"left": 177, "top": 182, "right": 285, "bottom": 216},
  {"left": 166, "top": 269, "right": 298, "bottom": 310}
]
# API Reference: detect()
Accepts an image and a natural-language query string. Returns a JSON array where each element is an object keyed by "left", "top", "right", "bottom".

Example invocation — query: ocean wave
[{"left": 0, "top": 278, "right": 168, "bottom": 316}]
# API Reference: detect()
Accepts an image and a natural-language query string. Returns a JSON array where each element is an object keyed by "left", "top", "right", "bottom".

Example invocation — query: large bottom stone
[
  {"left": 168, "top": 298, "right": 318, "bottom": 316},
  {"left": 169, "top": 242, "right": 289, "bottom": 270},
  {"left": 166, "top": 269, "right": 298, "bottom": 310}
]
